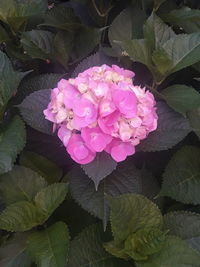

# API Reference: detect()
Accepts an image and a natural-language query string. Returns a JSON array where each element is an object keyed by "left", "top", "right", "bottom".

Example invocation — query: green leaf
[
  {"left": 0, "top": 233, "right": 31, "bottom": 267},
  {"left": 71, "top": 27, "right": 101, "bottom": 63},
  {"left": 34, "top": 183, "right": 68, "bottom": 215},
  {"left": 161, "top": 32, "right": 200, "bottom": 75},
  {"left": 0, "top": 201, "right": 46, "bottom": 232},
  {"left": 40, "top": 5, "right": 79, "bottom": 30},
  {"left": 27, "top": 222, "right": 70, "bottom": 267},
  {"left": 81, "top": 152, "right": 117, "bottom": 189},
  {"left": 53, "top": 31, "right": 74, "bottom": 68},
  {"left": 124, "top": 228, "right": 166, "bottom": 260},
  {"left": 0, "top": 0, "right": 47, "bottom": 31},
  {"left": 70, "top": 162, "right": 142, "bottom": 226},
  {"left": 160, "top": 146, "right": 200, "bottom": 204},
  {"left": 67, "top": 224, "right": 132, "bottom": 267},
  {"left": 120, "top": 39, "right": 152, "bottom": 69},
  {"left": 0, "top": 116, "right": 26, "bottom": 174},
  {"left": 15, "top": 73, "right": 61, "bottom": 104},
  {"left": 162, "top": 7, "right": 200, "bottom": 33},
  {"left": 21, "top": 30, "right": 54, "bottom": 60},
  {"left": 0, "top": 165, "right": 47, "bottom": 205},
  {"left": 188, "top": 107, "right": 200, "bottom": 139},
  {"left": 162, "top": 84, "right": 200, "bottom": 115},
  {"left": 108, "top": 194, "right": 163, "bottom": 243},
  {"left": 20, "top": 151, "right": 62, "bottom": 184},
  {"left": 164, "top": 211, "right": 200, "bottom": 240},
  {"left": 144, "top": 13, "right": 175, "bottom": 52},
  {"left": 136, "top": 236, "right": 200, "bottom": 267},
  {"left": 108, "top": 7, "right": 146, "bottom": 54},
  {"left": 18, "top": 89, "right": 53, "bottom": 134},
  {"left": 138, "top": 101, "right": 191, "bottom": 151},
  {"left": 0, "top": 51, "right": 29, "bottom": 114}
]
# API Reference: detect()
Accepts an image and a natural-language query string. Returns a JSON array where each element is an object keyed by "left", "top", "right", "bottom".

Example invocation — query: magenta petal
[
  {"left": 67, "top": 134, "right": 96, "bottom": 164},
  {"left": 57, "top": 126, "right": 71, "bottom": 146},
  {"left": 81, "top": 127, "right": 112, "bottom": 152},
  {"left": 112, "top": 89, "right": 137, "bottom": 118}
]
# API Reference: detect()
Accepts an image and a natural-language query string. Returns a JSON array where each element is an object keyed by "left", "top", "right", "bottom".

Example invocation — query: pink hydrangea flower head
[{"left": 44, "top": 64, "right": 158, "bottom": 164}]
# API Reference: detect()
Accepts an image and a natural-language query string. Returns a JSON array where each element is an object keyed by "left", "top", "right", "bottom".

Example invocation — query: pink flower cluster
[{"left": 44, "top": 65, "right": 158, "bottom": 164}]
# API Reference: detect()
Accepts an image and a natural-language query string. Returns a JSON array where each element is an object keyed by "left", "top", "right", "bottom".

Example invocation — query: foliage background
[{"left": 0, "top": 0, "right": 200, "bottom": 266}]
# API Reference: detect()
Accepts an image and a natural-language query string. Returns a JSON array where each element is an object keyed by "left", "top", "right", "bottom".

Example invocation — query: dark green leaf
[
  {"left": 108, "top": 194, "right": 163, "bottom": 243},
  {"left": 164, "top": 211, "right": 200, "bottom": 240},
  {"left": 0, "top": 201, "right": 46, "bottom": 232},
  {"left": 27, "top": 222, "right": 70, "bottom": 267},
  {"left": 40, "top": 5, "right": 80, "bottom": 30},
  {"left": 136, "top": 236, "right": 200, "bottom": 267},
  {"left": 188, "top": 107, "right": 200, "bottom": 139},
  {"left": 0, "top": 51, "right": 29, "bottom": 114},
  {"left": 20, "top": 151, "right": 62, "bottom": 184},
  {"left": 81, "top": 152, "right": 117, "bottom": 189},
  {"left": 154, "top": 0, "right": 167, "bottom": 11},
  {"left": 34, "top": 183, "right": 68, "bottom": 215},
  {"left": 0, "top": 165, "right": 47, "bottom": 205},
  {"left": 162, "top": 7, "right": 200, "bottom": 33},
  {"left": 108, "top": 7, "right": 146, "bottom": 54},
  {"left": 16, "top": 73, "right": 61, "bottom": 104},
  {"left": 138, "top": 101, "right": 191, "bottom": 151},
  {"left": 67, "top": 224, "right": 132, "bottom": 267},
  {"left": 53, "top": 31, "right": 74, "bottom": 68},
  {"left": 144, "top": 12, "right": 175, "bottom": 51},
  {"left": 21, "top": 30, "right": 54, "bottom": 60},
  {"left": 0, "top": 116, "right": 26, "bottom": 174},
  {"left": 0, "top": 24, "right": 10, "bottom": 43},
  {"left": 0, "top": 0, "right": 47, "bottom": 31},
  {"left": 70, "top": 161, "right": 142, "bottom": 226},
  {"left": 0, "top": 233, "right": 31, "bottom": 267},
  {"left": 160, "top": 146, "right": 200, "bottom": 204},
  {"left": 162, "top": 84, "right": 200, "bottom": 115},
  {"left": 161, "top": 32, "right": 200, "bottom": 75},
  {"left": 18, "top": 89, "right": 53, "bottom": 134},
  {"left": 71, "top": 27, "right": 101, "bottom": 62}
]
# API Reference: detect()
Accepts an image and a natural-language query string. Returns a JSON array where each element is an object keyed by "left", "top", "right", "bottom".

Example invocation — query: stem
[{"left": 92, "top": 0, "right": 113, "bottom": 17}]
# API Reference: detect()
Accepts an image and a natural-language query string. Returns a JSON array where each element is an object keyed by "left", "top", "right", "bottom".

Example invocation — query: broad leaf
[
  {"left": 108, "top": 194, "right": 163, "bottom": 243},
  {"left": 138, "top": 101, "right": 191, "bottom": 151},
  {"left": 136, "top": 236, "right": 200, "bottom": 267},
  {"left": 160, "top": 146, "right": 200, "bottom": 204},
  {"left": 34, "top": 183, "right": 68, "bottom": 215},
  {"left": 27, "top": 222, "right": 70, "bottom": 267},
  {"left": 162, "top": 7, "right": 200, "bottom": 33},
  {"left": 164, "top": 211, "right": 200, "bottom": 239},
  {"left": 0, "top": 24, "right": 10, "bottom": 43},
  {"left": 18, "top": 89, "right": 53, "bottom": 134},
  {"left": 40, "top": 5, "right": 80, "bottom": 30},
  {"left": 162, "top": 84, "right": 200, "bottom": 115},
  {"left": 81, "top": 152, "right": 117, "bottom": 189},
  {"left": 71, "top": 27, "right": 101, "bottom": 63},
  {"left": 188, "top": 107, "right": 200, "bottom": 139},
  {"left": 0, "top": 233, "right": 31, "bottom": 267},
  {"left": 154, "top": 0, "right": 167, "bottom": 11},
  {"left": 0, "top": 116, "right": 26, "bottom": 174},
  {"left": 0, "top": 165, "right": 47, "bottom": 205},
  {"left": 21, "top": 30, "right": 54, "bottom": 60},
  {"left": 0, "top": 51, "right": 29, "bottom": 115},
  {"left": 0, "top": 0, "right": 47, "bottom": 31},
  {"left": 20, "top": 151, "right": 62, "bottom": 184},
  {"left": 120, "top": 39, "right": 152, "bottom": 69},
  {"left": 53, "top": 31, "right": 74, "bottom": 68},
  {"left": 0, "top": 201, "right": 46, "bottom": 232},
  {"left": 70, "top": 162, "right": 142, "bottom": 226},
  {"left": 16, "top": 73, "right": 61, "bottom": 104},
  {"left": 161, "top": 32, "right": 200, "bottom": 75},
  {"left": 67, "top": 224, "right": 132, "bottom": 267},
  {"left": 144, "top": 13, "right": 175, "bottom": 51},
  {"left": 108, "top": 7, "right": 146, "bottom": 53}
]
